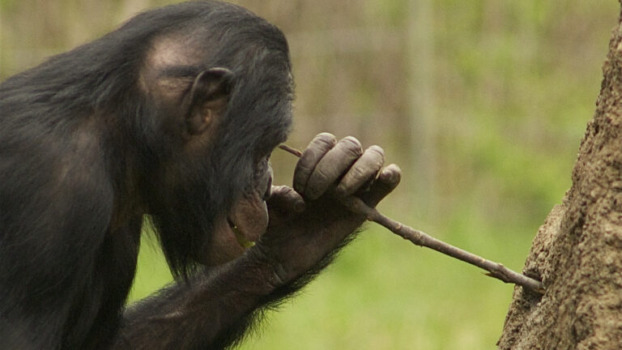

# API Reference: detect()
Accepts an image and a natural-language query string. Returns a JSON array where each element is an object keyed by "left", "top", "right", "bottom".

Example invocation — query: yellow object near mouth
[{"left": 231, "top": 224, "right": 256, "bottom": 249}]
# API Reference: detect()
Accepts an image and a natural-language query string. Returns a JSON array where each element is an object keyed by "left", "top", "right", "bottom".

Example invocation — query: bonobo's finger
[
  {"left": 266, "top": 185, "right": 305, "bottom": 227},
  {"left": 362, "top": 164, "right": 402, "bottom": 207},
  {"left": 267, "top": 185, "right": 306, "bottom": 213},
  {"left": 304, "top": 136, "right": 363, "bottom": 200},
  {"left": 293, "top": 133, "right": 337, "bottom": 194},
  {"left": 335, "top": 145, "right": 384, "bottom": 197}
]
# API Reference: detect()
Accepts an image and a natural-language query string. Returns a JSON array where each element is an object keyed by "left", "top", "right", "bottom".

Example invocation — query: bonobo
[{"left": 0, "top": 1, "right": 401, "bottom": 349}]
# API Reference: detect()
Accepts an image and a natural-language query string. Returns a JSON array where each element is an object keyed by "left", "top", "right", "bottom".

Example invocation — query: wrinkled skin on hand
[{"left": 254, "top": 132, "right": 401, "bottom": 286}]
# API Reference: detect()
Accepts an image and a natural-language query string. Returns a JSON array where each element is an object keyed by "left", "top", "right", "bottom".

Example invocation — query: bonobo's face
[
  {"left": 201, "top": 155, "right": 275, "bottom": 266},
  {"left": 140, "top": 27, "right": 292, "bottom": 266},
  {"left": 225, "top": 156, "right": 273, "bottom": 248},
  {"left": 204, "top": 150, "right": 281, "bottom": 267}
]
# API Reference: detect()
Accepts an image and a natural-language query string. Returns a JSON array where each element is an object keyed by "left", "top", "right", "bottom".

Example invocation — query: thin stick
[
  {"left": 278, "top": 144, "right": 303, "bottom": 157},
  {"left": 279, "top": 144, "right": 545, "bottom": 294}
]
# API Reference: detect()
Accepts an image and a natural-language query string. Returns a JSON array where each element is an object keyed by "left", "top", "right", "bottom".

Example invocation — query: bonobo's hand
[{"left": 254, "top": 133, "right": 401, "bottom": 287}]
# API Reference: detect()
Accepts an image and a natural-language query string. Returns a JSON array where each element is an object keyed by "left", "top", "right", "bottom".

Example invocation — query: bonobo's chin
[{"left": 202, "top": 193, "right": 269, "bottom": 266}]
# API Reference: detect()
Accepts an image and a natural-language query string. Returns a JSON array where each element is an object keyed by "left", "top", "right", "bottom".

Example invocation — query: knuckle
[
  {"left": 339, "top": 136, "right": 363, "bottom": 157},
  {"left": 316, "top": 132, "right": 336, "bottom": 140},
  {"left": 304, "top": 168, "right": 331, "bottom": 199},
  {"left": 365, "top": 146, "right": 385, "bottom": 164},
  {"left": 337, "top": 165, "right": 373, "bottom": 196},
  {"left": 312, "top": 133, "right": 337, "bottom": 148},
  {"left": 270, "top": 185, "right": 286, "bottom": 194},
  {"left": 386, "top": 163, "right": 402, "bottom": 175},
  {"left": 312, "top": 167, "right": 330, "bottom": 184},
  {"left": 277, "top": 185, "right": 296, "bottom": 197},
  {"left": 381, "top": 164, "right": 402, "bottom": 184},
  {"left": 358, "top": 150, "right": 384, "bottom": 174},
  {"left": 349, "top": 165, "right": 368, "bottom": 180},
  {"left": 367, "top": 145, "right": 385, "bottom": 158}
]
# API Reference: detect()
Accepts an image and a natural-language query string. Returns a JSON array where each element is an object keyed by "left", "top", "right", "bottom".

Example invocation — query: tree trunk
[{"left": 498, "top": 3, "right": 622, "bottom": 349}]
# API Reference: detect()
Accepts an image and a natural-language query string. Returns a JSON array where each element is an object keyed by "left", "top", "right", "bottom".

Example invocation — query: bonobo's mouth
[
  {"left": 226, "top": 191, "right": 269, "bottom": 250},
  {"left": 228, "top": 219, "right": 256, "bottom": 249},
  {"left": 204, "top": 178, "right": 272, "bottom": 266}
]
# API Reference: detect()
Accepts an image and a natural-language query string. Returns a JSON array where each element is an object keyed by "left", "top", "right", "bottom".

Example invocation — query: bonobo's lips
[{"left": 227, "top": 190, "right": 269, "bottom": 250}]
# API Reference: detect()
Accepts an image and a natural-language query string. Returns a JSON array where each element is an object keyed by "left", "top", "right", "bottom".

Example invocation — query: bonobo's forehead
[
  {"left": 139, "top": 32, "right": 205, "bottom": 95},
  {"left": 147, "top": 34, "right": 201, "bottom": 71}
]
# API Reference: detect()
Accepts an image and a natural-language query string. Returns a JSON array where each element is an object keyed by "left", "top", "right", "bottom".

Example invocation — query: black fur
[{"left": 0, "top": 1, "right": 296, "bottom": 349}]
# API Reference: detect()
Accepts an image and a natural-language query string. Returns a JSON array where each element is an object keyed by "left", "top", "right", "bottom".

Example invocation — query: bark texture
[{"left": 498, "top": 4, "right": 622, "bottom": 349}]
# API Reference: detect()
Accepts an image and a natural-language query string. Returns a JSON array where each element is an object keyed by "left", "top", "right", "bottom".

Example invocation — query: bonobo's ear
[{"left": 186, "top": 67, "right": 234, "bottom": 135}]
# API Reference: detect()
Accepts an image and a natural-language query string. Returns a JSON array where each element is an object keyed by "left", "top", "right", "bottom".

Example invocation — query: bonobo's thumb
[
  {"left": 361, "top": 164, "right": 402, "bottom": 208},
  {"left": 266, "top": 185, "right": 306, "bottom": 227}
]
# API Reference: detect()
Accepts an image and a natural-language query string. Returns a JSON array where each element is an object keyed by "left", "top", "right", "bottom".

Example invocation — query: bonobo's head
[{"left": 119, "top": 1, "right": 293, "bottom": 272}]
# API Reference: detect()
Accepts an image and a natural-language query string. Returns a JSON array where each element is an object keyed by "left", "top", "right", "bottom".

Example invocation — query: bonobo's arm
[
  {"left": 114, "top": 252, "right": 281, "bottom": 349},
  {"left": 114, "top": 133, "right": 401, "bottom": 349}
]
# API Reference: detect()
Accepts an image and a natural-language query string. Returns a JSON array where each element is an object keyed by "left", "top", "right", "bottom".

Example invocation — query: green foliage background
[{"left": 0, "top": 1, "right": 618, "bottom": 349}]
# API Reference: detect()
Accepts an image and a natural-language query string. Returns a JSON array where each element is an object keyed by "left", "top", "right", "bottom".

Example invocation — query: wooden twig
[
  {"left": 278, "top": 144, "right": 545, "bottom": 294},
  {"left": 278, "top": 144, "right": 303, "bottom": 158}
]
